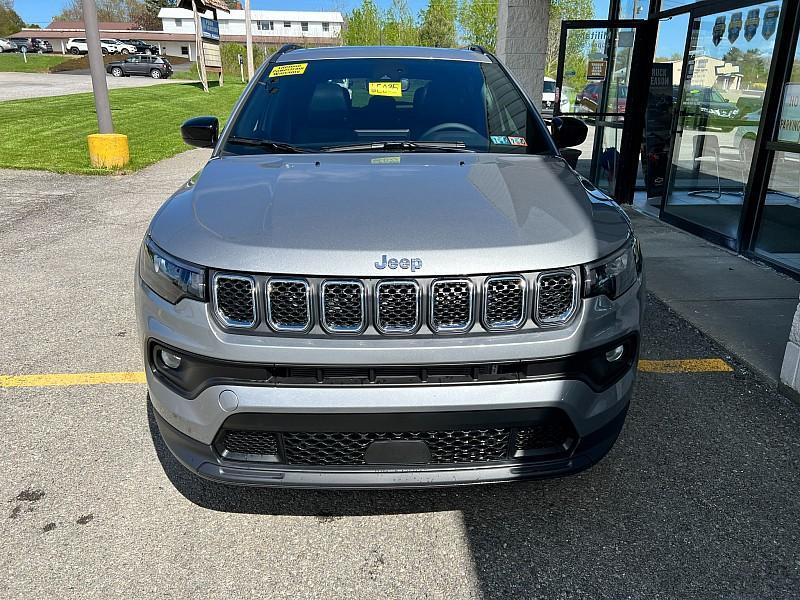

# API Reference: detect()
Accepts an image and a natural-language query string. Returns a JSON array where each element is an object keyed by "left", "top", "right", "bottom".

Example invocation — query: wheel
[
  {"left": 121, "top": 48, "right": 129, "bottom": 54},
  {"left": 37, "top": 48, "right": 44, "bottom": 54},
  {"left": 150, "top": 69, "right": 162, "bottom": 79},
  {"left": 69, "top": 47, "right": 79, "bottom": 55},
  {"left": 101, "top": 47, "right": 108, "bottom": 55},
  {"left": 111, "top": 67, "right": 123, "bottom": 77}
]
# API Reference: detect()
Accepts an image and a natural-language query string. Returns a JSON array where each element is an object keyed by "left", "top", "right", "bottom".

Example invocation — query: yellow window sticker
[
  {"left": 268, "top": 63, "right": 308, "bottom": 78},
  {"left": 369, "top": 81, "right": 402, "bottom": 97}
]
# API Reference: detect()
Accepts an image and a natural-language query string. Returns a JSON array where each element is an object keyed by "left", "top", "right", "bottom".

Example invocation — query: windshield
[
  {"left": 543, "top": 80, "right": 556, "bottom": 93},
  {"left": 225, "top": 57, "right": 553, "bottom": 154}
]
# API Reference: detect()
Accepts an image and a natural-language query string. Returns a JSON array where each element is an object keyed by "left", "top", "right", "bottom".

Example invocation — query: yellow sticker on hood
[
  {"left": 369, "top": 81, "right": 402, "bottom": 97},
  {"left": 269, "top": 62, "right": 308, "bottom": 77}
]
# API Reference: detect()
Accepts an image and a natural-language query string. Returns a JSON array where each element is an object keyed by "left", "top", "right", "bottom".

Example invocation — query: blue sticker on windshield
[{"left": 490, "top": 135, "right": 510, "bottom": 145}]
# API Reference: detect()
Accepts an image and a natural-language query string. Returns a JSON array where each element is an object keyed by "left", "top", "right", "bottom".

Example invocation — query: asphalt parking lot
[
  {"left": 0, "top": 71, "right": 185, "bottom": 102},
  {"left": 1, "top": 151, "right": 799, "bottom": 598}
]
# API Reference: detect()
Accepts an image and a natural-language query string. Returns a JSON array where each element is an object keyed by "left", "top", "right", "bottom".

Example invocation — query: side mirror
[
  {"left": 181, "top": 116, "right": 219, "bottom": 148},
  {"left": 551, "top": 116, "right": 588, "bottom": 149}
]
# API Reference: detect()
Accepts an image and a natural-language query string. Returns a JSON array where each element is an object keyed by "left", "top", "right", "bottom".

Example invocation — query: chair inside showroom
[
  {"left": 295, "top": 82, "right": 354, "bottom": 145},
  {"left": 690, "top": 133, "right": 745, "bottom": 200}
]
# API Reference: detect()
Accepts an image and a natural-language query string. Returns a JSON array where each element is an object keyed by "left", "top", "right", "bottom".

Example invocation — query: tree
[
  {"left": 343, "top": 0, "right": 381, "bottom": 46},
  {"left": 0, "top": 0, "right": 24, "bottom": 36},
  {"left": 545, "top": 0, "right": 594, "bottom": 78},
  {"left": 458, "top": 0, "right": 496, "bottom": 51},
  {"left": 130, "top": 0, "right": 175, "bottom": 30},
  {"left": 382, "top": 0, "right": 417, "bottom": 46},
  {"left": 54, "top": 0, "right": 139, "bottom": 22},
  {"left": 418, "top": 0, "right": 457, "bottom": 48}
]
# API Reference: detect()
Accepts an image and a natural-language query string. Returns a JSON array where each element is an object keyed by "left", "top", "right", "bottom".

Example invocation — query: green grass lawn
[
  {"left": 0, "top": 81, "right": 245, "bottom": 174},
  {"left": 0, "top": 53, "right": 78, "bottom": 73}
]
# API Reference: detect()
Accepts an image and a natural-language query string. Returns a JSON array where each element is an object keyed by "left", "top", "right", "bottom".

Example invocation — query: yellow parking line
[
  {"left": 0, "top": 371, "right": 146, "bottom": 388},
  {"left": 637, "top": 358, "right": 733, "bottom": 373},
  {"left": 0, "top": 358, "right": 734, "bottom": 388}
]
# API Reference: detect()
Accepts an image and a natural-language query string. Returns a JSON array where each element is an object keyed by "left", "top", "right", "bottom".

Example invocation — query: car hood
[{"left": 149, "top": 153, "right": 631, "bottom": 276}]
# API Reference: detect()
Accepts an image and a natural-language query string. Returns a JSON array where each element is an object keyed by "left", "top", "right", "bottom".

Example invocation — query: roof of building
[
  {"left": 158, "top": 7, "right": 344, "bottom": 23},
  {"left": 47, "top": 20, "right": 139, "bottom": 30},
  {"left": 275, "top": 46, "right": 491, "bottom": 63}
]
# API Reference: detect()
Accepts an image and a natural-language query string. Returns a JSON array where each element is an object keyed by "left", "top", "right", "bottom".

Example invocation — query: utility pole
[
  {"left": 245, "top": 0, "right": 254, "bottom": 81},
  {"left": 82, "top": 0, "right": 128, "bottom": 168},
  {"left": 82, "top": 0, "right": 112, "bottom": 134}
]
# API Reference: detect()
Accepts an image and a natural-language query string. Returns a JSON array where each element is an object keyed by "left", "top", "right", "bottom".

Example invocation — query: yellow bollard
[{"left": 87, "top": 133, "right": 130, "bottom": 169}]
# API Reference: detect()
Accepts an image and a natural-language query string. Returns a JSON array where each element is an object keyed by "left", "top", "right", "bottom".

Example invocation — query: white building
[{"left": 157, "top": 7, "right": 342, "bottom": 59}]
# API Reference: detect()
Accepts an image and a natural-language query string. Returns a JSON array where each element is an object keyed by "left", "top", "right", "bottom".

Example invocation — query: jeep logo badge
[{"left": 374, "top": 254, "right": 422, "bottom": 272}]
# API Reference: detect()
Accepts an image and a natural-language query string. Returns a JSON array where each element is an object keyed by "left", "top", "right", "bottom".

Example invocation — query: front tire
[
  {"left": 121, "top": 48, "right": 129, "bottom": 54},
  {"left": 111, "top": 67, "right": 123, "bottom": 77},
  {"left": 101, "top": 48, "right": 108, "bottom": 55},
  {"left": 150, "top": 69, "right": 162, "bottom": 79}
]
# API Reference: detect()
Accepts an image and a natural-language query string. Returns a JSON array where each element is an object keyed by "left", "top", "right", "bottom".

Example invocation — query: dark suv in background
[
  {"left": 107, "top": 55, "right": 172, "bottom": 79},
  {"left": 9, "top": 37, "right": 52, "bottom": 53},
  {"left": 120, "top": 39, "right": 160, "bottom": 55}
]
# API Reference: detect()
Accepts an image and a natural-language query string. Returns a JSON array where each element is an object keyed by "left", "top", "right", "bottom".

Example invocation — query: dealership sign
[
  {"left": 779, "top": 83, "right": 800, "bottom": 143},
  {"left": 200, "top": 17, "right": 220, "bottom": 41}
]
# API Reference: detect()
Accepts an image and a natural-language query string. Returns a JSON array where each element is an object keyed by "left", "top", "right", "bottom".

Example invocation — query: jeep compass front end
[{"left": 135, "top": 45, "right": 644, "bottom": 488}]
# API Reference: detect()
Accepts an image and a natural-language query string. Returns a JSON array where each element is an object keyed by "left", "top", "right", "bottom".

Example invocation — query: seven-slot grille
[
  {"left": 320, "top": 280, "right": 366, "bottom": 333},
  {"left": 266, "top": 278, "right": 311, "bottom": 332},
  {"left": 536, "top": 270, "right": 578, "bottom": 325},
  {"left": 212, "top": 274, "right": 256, "bottom": 328},
  {"left": 211, "top": 270, "right": 580, "bottom": 334},
  {"left": 430, "top": 279, "right": 473, "bottom": 333},
  {"left": 376, "top": 281, "right": 420, "bottom": 333}
]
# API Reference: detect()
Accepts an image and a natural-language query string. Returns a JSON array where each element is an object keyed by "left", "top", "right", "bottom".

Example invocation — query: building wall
[
  {"left": 495, "top": 0, "right": 550, "bottom": 105},
  {"left": 160, "top": 9, "right": 342, "bottom": 39}
]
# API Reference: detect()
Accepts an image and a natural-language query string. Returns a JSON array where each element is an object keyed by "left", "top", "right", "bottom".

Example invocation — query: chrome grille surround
[
  {"left": 266, "top": 277, "right": 312, "bottom": 333},
  {"left": 534, "top": 269, "right": 579, "bottom": 326},
  {"left": 429, "top": 278, "right": 474, "bottom": 334},
  {"left": 375, "top": 280, "right": 422, "bottom": 334},
  {"left": 483, "top": 275, "right": 527, "bottom": 331},
  {"left": 320, "top": 280, "right": 367, "bottom": 334},
  {"left": 212, "top": 273, "right": 257, "bottom": 329}
]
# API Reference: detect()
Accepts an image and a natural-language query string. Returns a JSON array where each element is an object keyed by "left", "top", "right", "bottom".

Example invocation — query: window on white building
[
  {"left": 258, "top": 20, "right": 274, "bottom": 31},
  {"left": 175, "top": 18, "right": 183, "bottom": 27},
  {"left": 301, "top": 21, "right": 308, "bottom": 32},
  {"left": 322, "top": 22, "right": 329, "bottom": 32},
  {"left": 180, "top": 45, "right": 189, "bottom": 56},
  {"left": 284, "top": 21, "right": 291, "bottom": 28}
]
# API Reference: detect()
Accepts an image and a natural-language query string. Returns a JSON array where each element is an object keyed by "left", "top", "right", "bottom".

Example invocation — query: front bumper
[{"left": 137, "top": 275, "right": 643, "bottom": 488}]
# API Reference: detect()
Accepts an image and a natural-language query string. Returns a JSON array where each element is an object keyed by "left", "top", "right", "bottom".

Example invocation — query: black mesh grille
[
  {"left": 321, "top": 281, "right": 364, "bottom": 332},
  {"left": 282, "top": 429, "right": 511, "bottom": 465},
  {"left": 214, "top": 275, "right": 256, "bottom": 327},
  {"left": 376, "top": 281, "right": 419, "bottom": 333},
  {"left": 536, "top": 271, "right": 576, "bottom": 324},
  {"left": 222, "top": 430, "right": 278, "bottom": 456},
  {"left": 485, "top": 276, "right": 526, "bottom": 329},
  {"left": 267, "top": 279, "right": 310, "bottom": 331},
  {"left": 430, "top": 279, "right": 472, "bottom": 332},
  {"left": 512, "top": 421, "right": 575, "bottom": 453}
]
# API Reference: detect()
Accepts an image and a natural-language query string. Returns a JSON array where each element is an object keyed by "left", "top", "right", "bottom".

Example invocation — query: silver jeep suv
[{"left": 135, "top": 45, "right": 644, "bottom": 488}]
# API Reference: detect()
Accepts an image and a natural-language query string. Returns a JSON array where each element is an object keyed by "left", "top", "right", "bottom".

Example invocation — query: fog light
[
  {"left": 605, "top": 345, "right": 625, "bottom": 362},
  {"left": 160, "top": 349, "right": 182, "bottom": 369}
]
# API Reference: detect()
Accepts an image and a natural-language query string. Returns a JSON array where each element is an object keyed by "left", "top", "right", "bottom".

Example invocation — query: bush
[{"left": 187, "top": 43, "right": 276, "bottom": 80}]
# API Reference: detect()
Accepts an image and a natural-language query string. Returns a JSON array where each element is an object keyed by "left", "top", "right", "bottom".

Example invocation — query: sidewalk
[{"left": 628, "top": 208, "right": 800, "bottom": 387}]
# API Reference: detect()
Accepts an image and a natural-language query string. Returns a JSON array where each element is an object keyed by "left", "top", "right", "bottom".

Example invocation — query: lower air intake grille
[
  {"left": 267, "top": 278, "right": 311, "bottom": 332},
  {"left": 376, "top": 281, "right": 420, "bottom": 333},
  {"left": 321, "top": 280, "right": 365, "bottom": 333},
  {"left": 282, "top": 429, "right": 511, "bottom": 465},
  {"left": 221, "top": 430, "right": 278, "bottom": 457},
  {"left": 536, "top": 270, "right": 577, "bottom": 325},
  {"left": 484, "top": 276, "right": 526, "bottom": 330},
  {"left": 430, "top": 279, "right": 473, "bottom": 333},
  {"left": 213, "top": 274, "right": 256, "bottom": 328}
]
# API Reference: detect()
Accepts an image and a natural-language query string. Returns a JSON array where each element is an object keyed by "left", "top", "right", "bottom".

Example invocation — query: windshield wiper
[
  {"left": 226, "top": 136, "right": 309, "bottom": 153},
  {"left": 321, "top": 140, "right": 470, "bottom": 153}
]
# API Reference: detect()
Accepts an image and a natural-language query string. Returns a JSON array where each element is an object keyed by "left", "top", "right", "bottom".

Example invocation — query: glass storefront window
[
  {"left": 618, "top": 0, "right": 649, "bottom": 19},
  {"left": 662, "top": 1, "right": 782, "bottom": 240},
  {"left": 754, "top": 41, "right": 800, "bottom": 272}
]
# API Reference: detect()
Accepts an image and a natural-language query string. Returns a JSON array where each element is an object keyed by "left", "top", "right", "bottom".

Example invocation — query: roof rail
[
  {"left": 271, "top": 43, "right": 303, "bottom": 61},
  {"left": 465, "top": 45, "right": 487, "bottom": 54}
]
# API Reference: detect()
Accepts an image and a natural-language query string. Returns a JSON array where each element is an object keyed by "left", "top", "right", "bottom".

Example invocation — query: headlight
[
  {"left": 582, "top": 236, "right": 642, "bottom": 299},
  {"left": 139, "top": 237, "right": 206, "bottom": 303}
]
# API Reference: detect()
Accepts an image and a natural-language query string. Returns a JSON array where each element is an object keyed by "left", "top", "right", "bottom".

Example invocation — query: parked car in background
[
  {"left": 576, "top": 81, "right": 628, "bottom": 114},
  {"left": 8, "top": 37, "right": 51, "bottom": 53},
  {"left": 107, "top": 54, "right": 173, "bottom": 79},
  {"left": 101, "top": 39, "right": 136, "bottom": 54},
  {"left": 120, "top": 39, "right": 159, "bottom": 54},
  {"left": 66, "top": 37, "right": 118, "bottom": 55},
  {"left": 542, "top": 77, "right": 557, "bottom": 114},
  {"left": 0, "top": 38, "right": 17, "bottom": 52}
]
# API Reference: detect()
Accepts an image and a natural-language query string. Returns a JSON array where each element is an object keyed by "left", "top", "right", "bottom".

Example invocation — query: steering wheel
[{"left": 420, "top": 122, "right": 480, "bottom": 139}]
